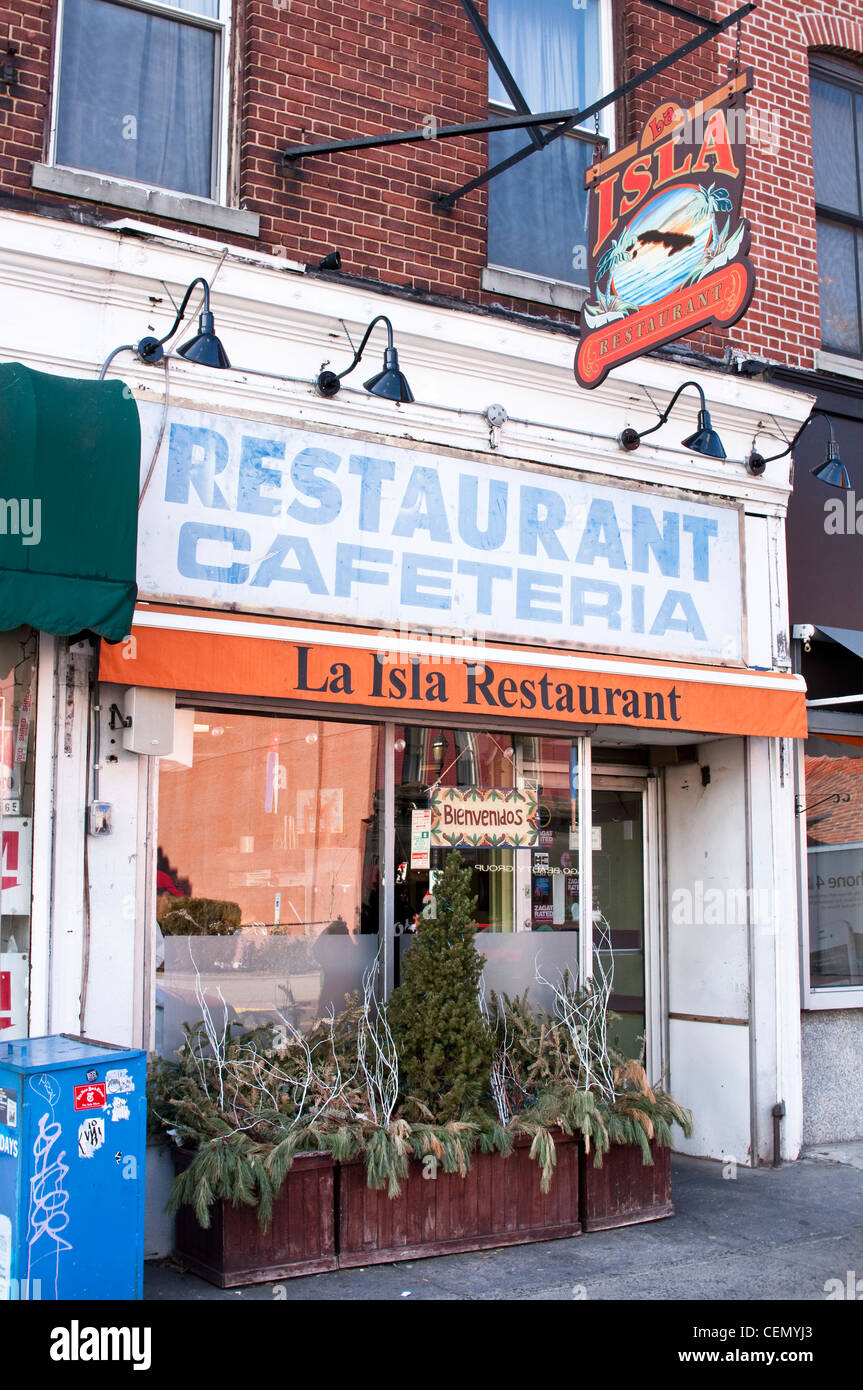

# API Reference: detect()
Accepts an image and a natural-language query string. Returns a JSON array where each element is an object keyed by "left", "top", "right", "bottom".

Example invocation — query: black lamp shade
[
  {"left": 812, "top": 442, "right": 851, "bottom": 489},
  {"left": 176, "top": 311, "right": 231, "bottom": 369},
  {"left": 682, "top": 408, "right": 726, "bottom": 459},
  {"left": 364, "top": 346, "right": 414, "bottom": 403}
]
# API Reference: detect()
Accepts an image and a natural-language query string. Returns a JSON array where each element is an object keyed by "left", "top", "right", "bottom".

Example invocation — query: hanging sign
[
  {"left": 430, "top": 787, "right": 538, "bottom": 849},
  {"left": 575, "top": 71, "right": 756, "bottom": 389}
]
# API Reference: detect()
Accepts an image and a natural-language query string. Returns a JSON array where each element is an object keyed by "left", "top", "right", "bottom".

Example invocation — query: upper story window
[
  {"left": 810, "top": 56, "right": 863, "bottom": 358},
  {"left": 52, "top": 0, "right": 230, "bottom": 201},
  {"left": 487, "top": 0, "right": 613, "bottom": 289}
]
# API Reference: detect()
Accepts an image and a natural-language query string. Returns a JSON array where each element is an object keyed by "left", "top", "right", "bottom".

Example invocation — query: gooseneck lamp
[
  {"left": 746, "top": 410, "right": 850, "bottom": 489},
  {"left": 315, "top": 315, "right": 414, "bottom": 403},
  {"left": 619, "top": 380, "right": 726, "bottom": 459},
  {"left": 136, "top": 277, "right": 230, "bottom": 369}
]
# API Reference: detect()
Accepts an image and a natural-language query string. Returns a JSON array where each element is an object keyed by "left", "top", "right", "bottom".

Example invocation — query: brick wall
[{"left": 1, "top": 0, "right": 861, "bottom": 370}]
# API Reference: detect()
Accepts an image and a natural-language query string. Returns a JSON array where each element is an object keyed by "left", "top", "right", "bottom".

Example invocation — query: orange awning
[{"left": 99, "top": 606, "right": 808, "bottom": 740}]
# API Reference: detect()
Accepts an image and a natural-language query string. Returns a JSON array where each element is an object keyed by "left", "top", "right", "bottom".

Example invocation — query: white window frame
[
  {"left": 48, "top": 0, "right": 232, "bottom": 206},
  {"left": 798, "top": 714, "right": 863, "bottom": 1009},
  {"left": 809, "top": 53, "right": 863, "bottom": 364},
  {"left": 485, "top": 0, "right": 615, "bottom": 296}
]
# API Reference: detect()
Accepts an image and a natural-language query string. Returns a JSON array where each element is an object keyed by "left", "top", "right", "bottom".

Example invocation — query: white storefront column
[
  {"left": 43, "top": 640, "right": 93, "bottom": 1034},
  {"left": 746, "top": 735, "right": 803, "bottom": 1163},
  {"left": 665, "top": 738, "right": 753, "bottom": 1164},
  {"left": 81, "top": 684, "right": 152, "bottom": 1048}
]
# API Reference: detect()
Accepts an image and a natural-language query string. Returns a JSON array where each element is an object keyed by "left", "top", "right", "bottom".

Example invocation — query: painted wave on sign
[
  {"left": 609, "top": 185, "right": 715, "bottom": 305},
  {"left": 584, "top": 183, "right": 742, "bottom": 325}
]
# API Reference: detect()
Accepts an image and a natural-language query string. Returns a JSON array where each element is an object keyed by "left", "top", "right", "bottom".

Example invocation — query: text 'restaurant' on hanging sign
[
  {"left": 575, "top": 71, "right": 756, "bottom": 389},
  {"left": 136, "top": 406, "right": 745, "bottom": 664},
  {"left": 430, "top": 787, "right": 539, "bottom": 849}
]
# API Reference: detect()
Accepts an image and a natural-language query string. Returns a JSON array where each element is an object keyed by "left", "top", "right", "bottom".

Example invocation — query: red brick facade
[{"left": 1, "top": 0, "right": 861, "bottom": 370}]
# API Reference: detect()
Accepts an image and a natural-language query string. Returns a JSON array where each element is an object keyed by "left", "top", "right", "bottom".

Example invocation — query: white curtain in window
[
  {"left": 488, "top": 0, "right": 603, "bottom": 114},
  {"left": 57, "top": 0, "right": 216, "bottom": 199}
]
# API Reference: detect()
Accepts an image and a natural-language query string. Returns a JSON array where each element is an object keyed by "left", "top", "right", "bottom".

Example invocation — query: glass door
[
  {"left": 592, "top": 777, "right": 648, "bottom": 1060},
  {"left": 392, "top": 727, "right": 589, "bottom": 1010}
]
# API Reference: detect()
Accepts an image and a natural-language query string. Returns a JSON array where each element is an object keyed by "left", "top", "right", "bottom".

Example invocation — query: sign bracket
[{"left": 281, "top": 2, "right": 756, "bottom": 215}]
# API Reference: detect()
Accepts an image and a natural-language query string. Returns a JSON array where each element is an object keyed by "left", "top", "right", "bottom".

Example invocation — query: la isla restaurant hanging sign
[{"left": 575, "top": 71, "right": 756, "bottom": 389}]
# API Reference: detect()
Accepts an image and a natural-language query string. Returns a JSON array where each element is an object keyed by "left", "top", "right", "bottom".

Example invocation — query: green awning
[{"left": 0, "top": 362, "right": 140, "bottom": 642}]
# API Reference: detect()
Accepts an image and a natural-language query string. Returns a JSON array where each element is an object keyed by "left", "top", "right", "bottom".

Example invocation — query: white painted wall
[
  {"left": 81, "top": 683, "right": 146, "bottom": 1047},
  {"left": 665, "top": 738, "right": 753, "bottom": 1162},
  {"left": 665, "top": 734, "right": 802, "bottom": 1164},
  {"left": 45, "top": 642, "right": 92, "bottom": 1035}
]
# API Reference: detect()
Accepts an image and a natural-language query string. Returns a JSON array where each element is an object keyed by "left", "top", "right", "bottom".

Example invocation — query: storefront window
[
  {"left": 155, "top": 713, "right": 383, "bottom": 1054},
  {"left": 155, "top": 711, "right": 653, "bottom": 1055},
  {"left": 805, "top": 733, "right": 863, "bottom": 990},
  {"left": 0, "top": 630, "right": 37, "bottom": 1038},
  {"left": 398, "top": 728, "right": 596, "bottom": 1016}
]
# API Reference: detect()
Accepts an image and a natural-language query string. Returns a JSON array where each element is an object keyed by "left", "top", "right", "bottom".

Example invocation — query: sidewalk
[{"left": 144, "top": 1150, "right": 863, "bottom": 1301}]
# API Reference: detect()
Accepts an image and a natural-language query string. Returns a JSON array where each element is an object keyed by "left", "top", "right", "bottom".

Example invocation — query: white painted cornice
[{"left": 0, "top": 206, "right": 813, "bottom": 514}]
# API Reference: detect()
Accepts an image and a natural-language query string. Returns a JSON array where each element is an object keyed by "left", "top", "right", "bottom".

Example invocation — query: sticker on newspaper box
[
  {"left": 0, "top": 1088, "right": 17, "bottom": 1129},
  {"left": 106, "top": 1069, "right": 135, "bottom": 1095},
  {"left": 78, "top": 1116, "right": 105, "bottom": 1158},
  {"left": 73, "top": 1082, "right": 107, "bottom": 1111}
]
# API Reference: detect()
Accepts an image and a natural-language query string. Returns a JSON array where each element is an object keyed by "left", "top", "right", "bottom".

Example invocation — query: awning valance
[
  {"left": 0, "top": 362, "right": 140, "bottom": 642},
  {"left": 100, "top": 607, "right": 808, "bottom": 740}
]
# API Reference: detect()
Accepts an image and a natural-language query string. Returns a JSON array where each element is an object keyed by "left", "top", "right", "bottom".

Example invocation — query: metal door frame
[{"left": 592, "top": 769, "right": 664, "bottom": 1084}]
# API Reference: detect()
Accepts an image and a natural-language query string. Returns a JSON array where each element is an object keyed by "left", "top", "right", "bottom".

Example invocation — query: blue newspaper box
[{"left": 0, "top": 1034, "right": 147, "bottom": 1300}]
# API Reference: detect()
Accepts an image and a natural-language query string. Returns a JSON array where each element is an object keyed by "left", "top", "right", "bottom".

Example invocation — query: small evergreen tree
[{"left": 388, "top": 851, "right": 493, "bottom": 1121}]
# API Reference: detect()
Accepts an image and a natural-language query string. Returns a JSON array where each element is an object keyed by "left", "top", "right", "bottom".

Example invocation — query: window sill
[
  {"left": 803, "top": 987, "right": 863, "bottom": 1011},
  {"left": 815, "top": 348, "right": 863, "bottom": 382},
  {"left": 481, "top": 265, "right": 588, "bottom": 312},
  {"left": 31, "top": 164, "right": 260, "bottom": 239}
]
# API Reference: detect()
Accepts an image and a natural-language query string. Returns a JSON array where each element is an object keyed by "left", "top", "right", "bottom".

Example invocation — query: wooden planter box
[
  {"left": 337, "top": 1132, "right": 581, "bottom": 1268},
  {"left": 172, "top": 1149, "right": 337, "bottom": 1287},
  {"left": 579, "top": 1140, "right": 673, "bottom": 1231}
]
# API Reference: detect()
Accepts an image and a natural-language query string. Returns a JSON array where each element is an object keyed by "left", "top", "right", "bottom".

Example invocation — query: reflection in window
[
  {"left": 810, "top": 61, "right": 863, "bottom": 356},
  {"left": 805, "top": 734, "right": 863, "bottom": 989},
  {"left": 155, "top": 713, "right": 383, "bottom": 1054}
]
